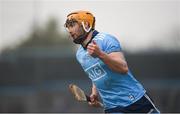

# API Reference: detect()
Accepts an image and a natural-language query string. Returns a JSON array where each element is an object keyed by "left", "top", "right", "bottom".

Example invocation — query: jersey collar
[{"left": 81, "top": 30, "right": 99, "bottom": 49}]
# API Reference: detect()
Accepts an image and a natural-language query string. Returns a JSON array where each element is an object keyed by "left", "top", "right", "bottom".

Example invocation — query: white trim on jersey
[{"left": 144, "top": 94, "right": 160, "bottom": 113}]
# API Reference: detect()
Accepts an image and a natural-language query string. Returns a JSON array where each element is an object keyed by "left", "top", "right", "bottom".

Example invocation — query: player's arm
[
  {"left": 87, "top": 41, "right": 128, "bottom": 74},
  {"left": 99, "top": 51, "right": 128, "bottom": 74},
  {"left": 91, "top": 83, "right": 98, "bottom": 95}
]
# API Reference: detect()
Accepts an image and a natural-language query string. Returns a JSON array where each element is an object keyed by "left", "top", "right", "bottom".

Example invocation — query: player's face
[{"left": 66, "top": 22, "right": 84, "bottom": 40}]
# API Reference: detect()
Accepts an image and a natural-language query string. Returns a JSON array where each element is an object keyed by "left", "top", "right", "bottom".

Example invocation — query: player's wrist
[
  {"left": 91, "top": 92, "right": 98, "bottom": 96},
  {"left": 91, "top": 89, "right": 98, "bottom": 96},
  {"left": 98, "top": 51, "right": 106, "bottom": 60}
]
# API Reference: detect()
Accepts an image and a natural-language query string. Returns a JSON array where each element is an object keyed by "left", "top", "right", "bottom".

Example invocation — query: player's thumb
[{"left": 92, "top": 40, "right": 97, "bottom": 45}]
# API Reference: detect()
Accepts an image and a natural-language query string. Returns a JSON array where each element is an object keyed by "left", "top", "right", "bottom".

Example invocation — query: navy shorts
[{"left": 105, "top": 94, "right": 160, "bottom": 113}]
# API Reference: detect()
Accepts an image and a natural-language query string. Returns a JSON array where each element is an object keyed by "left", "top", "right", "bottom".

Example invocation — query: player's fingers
[
  {"left": 90, "top": 97, "right": 95, "bottom": 102},
  {"left": 90, "top": 94, "right": 96, "bottom": 102},
  {"left": 87, "top": 46, "right": 95, "bottom": 51},
  {"left": 88, "top": 101, "right": 100, "bottom": 107},
  {"left": 88, "top": 102, "right": 94, "bottom": 106},
  {"left": 87, "top": 43, "right": 95, "bottom": 48},
  {"left": 87, "top": 47, "right": 94, "bottom": 52},
  {"left": 88, "top": 101, "right": 96, "bottom": 106},
  {"left": 88, "top": 42, "right": 99, "bottom": 51}
]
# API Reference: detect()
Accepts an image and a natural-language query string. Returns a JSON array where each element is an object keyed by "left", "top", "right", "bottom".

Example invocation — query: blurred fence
[{"left": 0, "top": 47, "right": 180, "bottom": 112}]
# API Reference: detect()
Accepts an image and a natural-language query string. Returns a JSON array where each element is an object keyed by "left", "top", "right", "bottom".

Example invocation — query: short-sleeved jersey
[{"left": 76, "top": 31, "right": 146, "bottom": 110}]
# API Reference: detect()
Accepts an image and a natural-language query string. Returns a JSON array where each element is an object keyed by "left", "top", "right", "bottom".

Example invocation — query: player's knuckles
[
  {"left": 88, "top": 44, "right": 94, "bottom": 47},
  {"left": 87, "top": 46, "right": 94, "bottom": 50},
  {"left": 89, "top": 46, "right": 95, "bottom": 50},
  {"left": 89, "top": 49, "right": 94, "bottom": 53},
  {"left": 87, "top": 45, "right": 91, "bottom": 48},
  {"left": 88, "top": 102, "right": 96, "bottom": 106},
  {"left": 90, "top": 98, "right": 95, "bottom": 102}
]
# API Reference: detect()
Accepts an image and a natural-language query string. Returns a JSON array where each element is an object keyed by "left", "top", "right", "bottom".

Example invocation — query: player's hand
[
  {"left": 87, "top": 40, "right": 103, "bottom": 58},
  {"left": 88, "top": 94, "right": 101, "bottom": 107}
]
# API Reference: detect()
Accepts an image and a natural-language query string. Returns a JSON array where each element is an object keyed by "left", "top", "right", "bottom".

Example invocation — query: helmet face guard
[{"left": 64, "top": 11, "right": 95, "bottom": 44}]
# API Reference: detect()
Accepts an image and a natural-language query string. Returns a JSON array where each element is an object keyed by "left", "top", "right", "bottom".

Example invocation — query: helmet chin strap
[
  {"left": 73, "top": 21, "right": 92, "bottom": 45},
  {"left": 82, "top": 21, "right": 92, "bottom": 32}
]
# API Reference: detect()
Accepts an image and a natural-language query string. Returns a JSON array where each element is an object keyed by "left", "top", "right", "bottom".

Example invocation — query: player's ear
[{"left": 84, "top": 21, "right": 90, "bottom": 29}]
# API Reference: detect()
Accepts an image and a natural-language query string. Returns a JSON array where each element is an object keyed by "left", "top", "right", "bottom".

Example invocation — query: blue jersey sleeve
[{"left": 103, "top": 35, "right": 122, "bottom": 54}]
